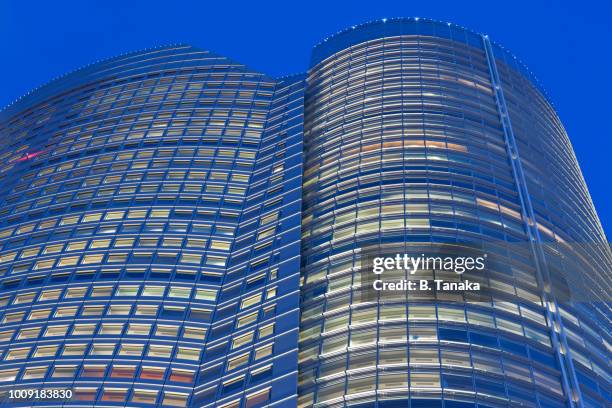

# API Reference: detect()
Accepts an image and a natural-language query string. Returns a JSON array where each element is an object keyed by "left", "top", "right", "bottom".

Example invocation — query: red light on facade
[{"left": 16, "top": 150, "right": 44, "bottom": 162}]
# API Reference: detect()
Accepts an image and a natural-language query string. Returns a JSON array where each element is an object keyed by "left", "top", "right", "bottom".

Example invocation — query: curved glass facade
[
  {"left": 0, "top": 18, "right": 609, "bottom": 408},
  {"left": 299, "top": 18, "right": 610, "bottom": 408},
  {"left": 0, "top": 46, "right": 304, "bottom": 407}
]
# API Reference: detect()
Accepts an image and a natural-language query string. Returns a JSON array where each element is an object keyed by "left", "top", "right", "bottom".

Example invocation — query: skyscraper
[
  {"left": 0, "top": 46, "right": 304, "bottom": 407},
  {"left": 299, "top": 19, "right": 611, "bottom": 408},
  {"left": 0, "top": 18, "right": 609, "bottom": 408}
]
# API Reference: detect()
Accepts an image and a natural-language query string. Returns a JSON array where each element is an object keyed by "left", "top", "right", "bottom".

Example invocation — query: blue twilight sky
[{"left": 1, "top": 0, "right": 610, "bottom": 237}]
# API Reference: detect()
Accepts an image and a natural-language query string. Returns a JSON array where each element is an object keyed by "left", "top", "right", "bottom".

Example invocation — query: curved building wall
[
  {"left": 493, "top": 50, "right": 612, "bottom": 406},
  {"left": 299, "top": 19, "right": 610, "bottom": 408},
  {"left": 193, "top": 74, "right": 305, "bottom": 407},
  {"left": 0, "top": 18, "right": 608, "bottom": 408},
  {"left": 0, "top": 45, "right": 303, "bottom": 407}
]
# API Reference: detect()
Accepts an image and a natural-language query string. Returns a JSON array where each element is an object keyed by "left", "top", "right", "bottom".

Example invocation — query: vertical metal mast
[{"left": 482, "top": 34, "right": 584, "bottom": 408}]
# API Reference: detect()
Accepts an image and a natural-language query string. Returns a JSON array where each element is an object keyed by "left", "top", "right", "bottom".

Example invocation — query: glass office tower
[
  {"left": 0, "top": 18, "right": 610, "bottom": 408},
  {"left": 299, "top": 18, "right": 610, "bottom": 408},
  {"left": 0, "top": 46, "right": 304, "bottom": 407}
]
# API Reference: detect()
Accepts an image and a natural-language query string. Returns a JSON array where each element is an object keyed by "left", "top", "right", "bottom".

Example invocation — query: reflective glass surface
[
  {"left": 0, "top": 18, "right": 609, "bottom": 408},
  {"left": 299, "top": 18, "right": 610, "bottom": 408},
  {"left": 0, "top": 46, "right": 304, "bottom": 407}
]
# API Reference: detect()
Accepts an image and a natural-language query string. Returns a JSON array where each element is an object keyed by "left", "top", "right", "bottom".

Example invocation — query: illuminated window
[
  {"left": 81, "top": 365, "right": 106, "bottom": 378},
  {"left": 136, "top": 305, "right": 158, "bottom": 316},
  {"left": 410, "top": 372, "right": 440, "bottom": 388},
  {"left": 20, "top": 248, "right": 40, "bottom": 258},
  {"left": 155, "top": 325, "right": 179, "bottom": 337},
  {"left": 150, "top": 209, "right": 170, "bottom": 218},
  {"left": 232, "top": 332, "right": 253, "bottom": 349},
  {"left": 90, "top": 344, "right": 116, "bottom": 356},
  {"left": 206, "top": 255, "right": 226, "bottom": 266},
  {"left": 89, "top": 239, "right": 110, "bottom": 249},
  {"left": 409, "top": 305, "right": 436, "bottom": 320},
  {"left": 108, "top": 305, "right": 131, "bottom": 316},
  {"left": 28, "top": 309, "right": 51, "bottom": 321},
  {"left": 176, "top": 347, "right": 200, "bottom": 361},
  {"left": 43, "top": 244, "right": 63, "bottom": 254},
  {"left": 52, "top": 365, "right": 77, "bottom": 378},
  {"left": 183, "top": 326, "right": 206, "bottom": 340},
  {"left": 127, "top": 209, "right": 147, "bottom": 218},
  {"left": 82, "top": 213, "right": 102, "bottom": 223},
  {"left": 0, "top": 252, "right": 16, "bottom": 263},
  {"left": 245, "top": 388, "right": 270, "bottom": 408},
  {"left": 147, "top": 345, "right": 173, "bottom": 358},
  {"left": 260, "top": 212, "right": 278, "bottom": 225},
  {"left": 101, "top": 388, "right": 128, "bottom": 402},
  {"left": 162, "top": 392, "right": 188, "bottom": 407},
  {"left": 241, "top": 293, "right": 262, "bottom": 309},
  {"left": 13, "top": 292, "right": 36, "bottom": 304},
  {"left": 57, "top": 256, "right": 79, "bottom": 266},
  {"left": 162, "top": 237, "right": 183, "bottom": 247},
  {"left": 60, "top": 216, "right": 80, "bottom": 226},
  {"left": 22, "top": 366, "right": 47, "bottom": 379},
  {"left": 82, "top": 254, "right": 103, "bottom": 264},
  {"left": 5, "top": 347, "right": 30, "bottom": 360},
  {"left": 257, "top": 227, "right": 276, "bottom": 241},
  {"left": 0, "top": 331, "right": 13, "bottom": 342},
  {"left": 38, "top": 219, "right": 57, "bottom": 229},
  {"left": 186, "top": 238, "right": 206, "bottom": 248},
  {"left": 67, "top": 241, "right": 87, "bottom": 251},
  {"left": 17, "top": 328, "right": 41, "bottom": 340},
  {"left": 100, "top": 324, "right": 123, "bottom": 335},
  {"left": 2, "top": 312, "right": 23, "bottom": 324},
  {"left": 110, "top": 365, "right": 136, "bottom": 378},
  {"left": 38, "top": 289, "right": 61, "bottom": 301},
  {"left": 126, "top": 324, "right": 151, "bottom": 336},
  {"left": 441, "top": 350, "right": 470, "bottom": 368},
  {"left": 108, "top": 253, "right": 128, "bottom": 263},
  {"left": 33, "top": 259, "right": 55, "bottom": 270},
  {"left": 142, "top": 285, "right": 165, "bottom": 297},
  {"left": 43, "top": 325, "right": 68, "bottom": 339},
  {"left": 131, "top": 389, "right": 158, "bottom": 404},
  {"left": 71, "top": 324, "right": 95, "bottom": 336},
  {"left": 140, "top": 366, "right": 165, "bottom": 381},
  {"left": 114, "top": 238, "right": 134, "bottom": 247},
  {"left": 195, "top": 288, "right": 216, "bottom": 301},
  {"left": 91, "top": 286, "right": 112, "bottom": 297},
  {"left": 258, "top": 323, "right": 274, "bottom": 339},
  {"left": 255, "top": 344, "right": 273, "bottom": 360},
  {"left": 62, "top": 344, "right": 86, "bottom": 356},
  {"left": 227, "top": 353, "right": 249, "bottom": 371},
  {"left": 119, "top": 344, "right": 144, "bottom": 357},
  {"left": 266, "top": 287, "right": 277, "bottom": 299},
  {"left": 438, "top": 307, "right": 467, "bottom": 323},
  {"left": 65, "top": 287, "right": 87, "bottom": 298},
  {"left": 82, "top": 306, "right": 104, "bottom": 316},
  {"left": 0, "top": 369, "right": 18, "bottom": 382},
  {"left": 73, "top": 387, "right": 98, "bottom": 401},
  {"left": 210, "top": 240, "right": 231, "bottom": 250},
  {"left": 170, "top": 369, "right": 194, "bottom": 383},
  {"left": 104, "top": 211, "right": 124, "bottom": 220},
  {"left": 16, "top": 224, "right": 35, "bottom": 234},
  {"left": 237, "top": 312, "right": 258, "bottom": 328},
  {"left": 180, "top": 253, "right": 202, "bottom": 264},
  {"left": 168, "top": 287, "right": 191, "bottom": 298},
  {"left": 116, "top": 285, "right": 139, "bottom": 296}
]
